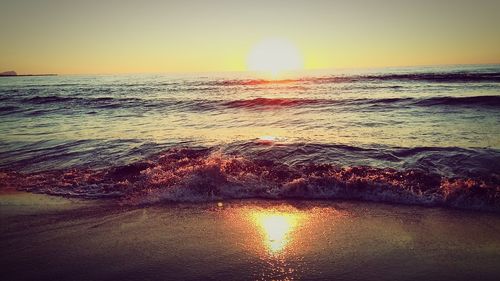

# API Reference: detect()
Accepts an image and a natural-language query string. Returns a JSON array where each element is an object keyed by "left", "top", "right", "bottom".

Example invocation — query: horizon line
[{"left": 4, "top": 62, "right": 500, "bottom": 76}]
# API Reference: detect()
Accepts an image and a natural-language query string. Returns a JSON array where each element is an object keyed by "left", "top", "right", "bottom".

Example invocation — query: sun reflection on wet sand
[
  {"left": 244, "top": 209, "right": 307, "bottom": 281},
  {"left": 251, "top": 211, "right": 302, "bottom": 254},
  {"left": 223, "top": 203, "right": 346, "bottom": 280}
]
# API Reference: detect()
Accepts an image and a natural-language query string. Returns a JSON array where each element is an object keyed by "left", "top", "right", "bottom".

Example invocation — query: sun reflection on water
[
  {"left": 225, "top": 204, "right": 344, "bottom": 281},
  {"left": 251, "top": 211, "right": 303, "bottom": 255}
]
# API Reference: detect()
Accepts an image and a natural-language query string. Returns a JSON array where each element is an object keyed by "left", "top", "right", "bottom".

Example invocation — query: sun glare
[
  {"left": 251, "top": 211, "right": 302, "bottom": 254},
  {"left": 247, "top": 38, "right": 304, "bottom": 78}
]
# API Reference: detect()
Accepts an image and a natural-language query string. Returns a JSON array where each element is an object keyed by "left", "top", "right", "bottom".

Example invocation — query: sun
[{"left": 247, "top": 38, "right": 304, "bottom": 78}]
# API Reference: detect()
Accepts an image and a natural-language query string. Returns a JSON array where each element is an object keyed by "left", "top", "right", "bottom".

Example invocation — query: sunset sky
[{"left": 1, "top": 0, "right": 499, "bottom": 74}]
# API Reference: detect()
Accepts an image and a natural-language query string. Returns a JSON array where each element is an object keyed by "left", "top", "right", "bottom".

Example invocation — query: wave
[
  {"left": 206, "top": 72, "right": 500, "bottom": 86},
  {"left": 223, "top": 96, "right": 500, "bottom": 110},
  {"left": 362, "top": 72, "right": 500, "bottom": 83},
  {"left": 15, "top": 95, "right": 333, "bottom": 110},
  {"left": 22, "top": 95, "right": 145, "bottom": 105},
  {"left": 25, "top": 95, "right": 80, "bottom": 104},
  {"left": 209, "top": 77, "right": 354, "bottom": 86},
  {"left": 0, "top": 105, "right": 21, "bottom": 116},
  {"left": 1, "top": 145, "right": 498, "bottom": 212},
  {"left": 224, "top": 98, "right": 329, "bottom": 108},
  {"left": 414, "top": 96, "right": 500, "bottom": 107},
  {"left": 3, "top": 95, "right": 498, "bottom": 117}
]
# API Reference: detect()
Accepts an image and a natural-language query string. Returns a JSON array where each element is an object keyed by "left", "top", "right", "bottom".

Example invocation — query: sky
[{"left": 1, "top": 0, "right": 500, "bottom": 74}]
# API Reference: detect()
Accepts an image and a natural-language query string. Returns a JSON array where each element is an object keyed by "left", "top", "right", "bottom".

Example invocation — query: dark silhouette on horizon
[{"left": 0, "top": 70, "right": 56, "bottom": 77}]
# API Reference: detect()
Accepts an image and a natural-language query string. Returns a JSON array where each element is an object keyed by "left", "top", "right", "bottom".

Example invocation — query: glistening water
[{"left": 0, "top": 65, "right": 499, "bottom": 210}]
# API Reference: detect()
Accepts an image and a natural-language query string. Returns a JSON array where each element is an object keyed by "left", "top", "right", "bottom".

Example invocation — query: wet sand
[{"left": 1, "top": 192, "right": 500, "bottom": 281}]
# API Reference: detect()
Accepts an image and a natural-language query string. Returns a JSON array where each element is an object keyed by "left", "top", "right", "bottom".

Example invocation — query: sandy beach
[{"left": 1, "top": 192, "right": 499, "bottom": 281}]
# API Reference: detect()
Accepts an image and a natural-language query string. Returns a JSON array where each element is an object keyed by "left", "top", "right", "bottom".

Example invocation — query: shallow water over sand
[{"left": 1, "top": 195, "right": 500, "bottom": 280}]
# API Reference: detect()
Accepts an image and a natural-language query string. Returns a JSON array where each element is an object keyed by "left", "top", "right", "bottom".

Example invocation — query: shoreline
[
  {"left": 3, "top": 187, "right": 499, "bottom": 214},
  {"left": 1, "top": 192, "right": 500, "bottom": 280}
]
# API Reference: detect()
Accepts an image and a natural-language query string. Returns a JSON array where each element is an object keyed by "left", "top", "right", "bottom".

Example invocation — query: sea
[{"left": 0, "top": 65, "right": 499, "bottom": 211}]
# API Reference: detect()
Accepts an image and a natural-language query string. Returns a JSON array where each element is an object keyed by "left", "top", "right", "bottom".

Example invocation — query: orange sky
[{"left": 1, "top": 0, "right": 499, "bottom": 74}]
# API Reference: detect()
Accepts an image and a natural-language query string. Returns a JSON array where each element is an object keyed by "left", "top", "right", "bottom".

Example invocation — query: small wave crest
[
  {"left": 222, "top": 96, "right": 500, "bottom": 110},
  {"left": 24, "top": 95, "right": 80, "bottom": 104},
  {"left": 14, "top": 95, "right": 500, "bottom": 113},
  {"left": 414, "top": 96, "right": 500, "bottom": 107},
  {"left": 224, "top": 98, "right": 328, "bottom": 109},
  {"left": 364, "top": 72, "right": 500, "bottom": 83},
  {"left": 0, "top": 105, "right": 21, "bottom": 116},
  {"left": 203, "top": 72, "right": 500, "bottom": 87}
]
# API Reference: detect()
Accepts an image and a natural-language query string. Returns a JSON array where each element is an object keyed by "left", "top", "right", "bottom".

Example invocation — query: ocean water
[{"left": 0, "top": 65, "right": 499, "bottom": 210}]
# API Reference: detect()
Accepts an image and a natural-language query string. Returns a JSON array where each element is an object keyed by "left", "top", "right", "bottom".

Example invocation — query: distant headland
[{"left": 0, "top": 71, "right": 57, "bottom": 77}]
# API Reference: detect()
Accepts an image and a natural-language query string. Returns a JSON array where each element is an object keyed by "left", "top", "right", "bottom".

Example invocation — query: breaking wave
[{"left": 1, "top": 145, "right": 498, "bottom": 212}]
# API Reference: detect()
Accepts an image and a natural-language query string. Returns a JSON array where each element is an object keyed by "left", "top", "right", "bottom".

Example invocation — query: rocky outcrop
[{"left": 0, "top": 71, "right": 17, "bottom": 76}]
